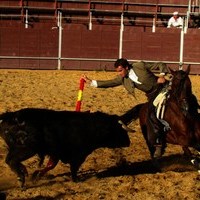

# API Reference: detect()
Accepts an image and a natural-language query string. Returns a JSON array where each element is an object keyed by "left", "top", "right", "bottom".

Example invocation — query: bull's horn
[
  {"left": 118, "top": 120, "right": 135, "bottom": 133},
  {"left": 0, "top": 120, "right": 2, "bottom": 124}
]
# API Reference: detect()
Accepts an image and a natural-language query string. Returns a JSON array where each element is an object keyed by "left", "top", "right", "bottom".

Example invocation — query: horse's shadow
[
  {"left": 27, "top": 153, "right": 197, "bottom": 190},
  {"left": 95, "top": 154, "right": 196, "bottom": 180},
  {"left": 53, "top": 153, "right": 197, "bottom": 182}
]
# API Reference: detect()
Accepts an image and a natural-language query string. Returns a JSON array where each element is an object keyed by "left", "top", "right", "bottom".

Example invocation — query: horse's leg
[
  {"left": 182, "top": 146, "right": 192, "bottom": 157},
  {"left": 141, "top": 124, "right": 160, "bottom": 160},
  {"left": 146, "top": 106, "right": 167, "bottom": 159},
  {"left": 182, "top": 146, "right": 200, "bottom": 172},
  {"left": 141, "top": 125, "right": 161, "bottom": 172},
  {"left": 145, "top": 120, "right": 164, "bottom": 159},
  {"left": 192, "top": 144, "right": 200, "bottom": 171},
  {"left": 32, "top": 156, "right": 59, "bottom": 181},
  {"left": 193, "top": 143, "right": 200, "bottom": 153},
  {"left": 141, "top": 125, "right": 155, "bottom": 158},
  {"left": 191, "top": 158, "right": 200, "bottom": 173}
]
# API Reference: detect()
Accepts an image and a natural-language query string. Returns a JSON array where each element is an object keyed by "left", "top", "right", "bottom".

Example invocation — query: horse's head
[{"left": 169, "top": 65, "right": 192, "bottom": 116}]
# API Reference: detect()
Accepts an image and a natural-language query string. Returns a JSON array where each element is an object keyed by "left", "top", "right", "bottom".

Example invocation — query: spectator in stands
[{"left": 167, "top": 11, "right": 183, "bottom": 28}]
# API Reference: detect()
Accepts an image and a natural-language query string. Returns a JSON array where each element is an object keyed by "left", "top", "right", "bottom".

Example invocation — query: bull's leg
[
  {"left": 70, "top": 161, "right": 82, "bottom": 182},
  {"left": 5, "top": 153, "right": 28, "bottom": 188},
  {"left": 70, "top": 154, "right": 87, "bottom": 182},
  {"left": 37, "top": 154, "right": 45, "bottom": 167},
  {"left": 32, "top": 156, "right": 59, "bottom": 181}
]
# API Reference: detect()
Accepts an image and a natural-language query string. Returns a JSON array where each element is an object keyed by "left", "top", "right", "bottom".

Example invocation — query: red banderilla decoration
[{"left": 75, "top": 78, "right": 86, "bottom": 112}]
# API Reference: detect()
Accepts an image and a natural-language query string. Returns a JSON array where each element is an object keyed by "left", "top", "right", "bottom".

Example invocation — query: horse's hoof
[
  {"left": 154, "top": 145, "right": 162, "bottom": 159},
  {"left": 21, "top": 185, "right": 27, "bottom": 191},
  {"left": 191, "top": 158, "right": 200, "bottom": 169}
]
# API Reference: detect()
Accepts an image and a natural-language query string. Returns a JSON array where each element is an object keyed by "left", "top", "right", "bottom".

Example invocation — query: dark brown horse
[{"left": 121, "top": 65, "right": 200, "bottom": 169}]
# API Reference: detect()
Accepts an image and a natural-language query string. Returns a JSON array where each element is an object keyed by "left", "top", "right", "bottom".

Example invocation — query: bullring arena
[
  {"left": 0, "top": 69, "right": 200, "bottom": 199},
  {"left": 0, "top": 0, "right": 200, "bottom": 199}
]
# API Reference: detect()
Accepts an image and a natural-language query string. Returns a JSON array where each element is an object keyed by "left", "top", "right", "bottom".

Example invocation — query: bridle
[{"left": 170, "top": 70, "right": 192, "bottom": 116}]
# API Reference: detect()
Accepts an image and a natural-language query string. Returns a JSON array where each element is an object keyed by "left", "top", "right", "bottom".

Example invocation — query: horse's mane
[
  {"left": 170, "top": 68, "right": 192, "bottom": 99},
  {"left": 168, "top": 66, "right": 198, "bottom": 117}
]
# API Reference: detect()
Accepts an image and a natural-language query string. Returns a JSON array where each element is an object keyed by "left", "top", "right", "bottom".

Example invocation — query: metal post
[
  {"left": 119, "top": 13, "right": 124, "bottom": 58},
  {"left": 88, "top": 0, "right": 92, "bottom": 30},
  {"left": 57, "top": 11, "right": 62, "bottom": 70},
  {"left": 152, "top": 17, "right": 156, "bottom": 32},
  {"left": 25, "top": 9, "right": 28, "bottom": 29},
  {"left": 192, "top": 0, "right": 195, "bottom": 12},
  {"left": 89, "top": 11, "right": 92, "bottom": 30},
  {"left": 179, "top": 21, "right": 185, "bottom": 70},
  {"left": 198, "top": 0, "right": 200, "bottom": 12},
  {"left": 185, "top": 0, "right": 192, "bottom": 33},
  {"left": 153, "top": 0, "right": 159, "bottom": 33}
]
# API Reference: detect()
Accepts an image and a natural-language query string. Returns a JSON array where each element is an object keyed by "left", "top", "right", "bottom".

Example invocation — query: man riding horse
[
  {"left": 82, "top": 58, "right": 170, "bottom": 158},
  {"left": 135, "top": 66, "right": 200, "bottom": 170}
]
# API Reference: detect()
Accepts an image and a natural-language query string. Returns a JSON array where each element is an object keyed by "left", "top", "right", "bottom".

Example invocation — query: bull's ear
[{"left": 185, "top": 64, "right": 191, "bottom": 75}]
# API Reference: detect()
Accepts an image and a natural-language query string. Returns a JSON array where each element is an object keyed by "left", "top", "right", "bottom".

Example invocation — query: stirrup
[{"left": 158, "top": 119, "right": 171, "bottom": 132}]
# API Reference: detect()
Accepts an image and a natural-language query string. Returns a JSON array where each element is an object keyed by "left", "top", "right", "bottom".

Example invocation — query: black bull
[{"left": 0, "top": 108, "right": 130, "bottom": 187}]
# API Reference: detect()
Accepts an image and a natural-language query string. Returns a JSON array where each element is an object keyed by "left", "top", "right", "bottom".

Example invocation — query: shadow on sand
[{"left": 93, "top": 153, "right": 196, "bottom": 179}]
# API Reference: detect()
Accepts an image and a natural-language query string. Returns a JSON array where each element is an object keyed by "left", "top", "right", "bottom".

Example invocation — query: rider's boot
[{"left": 148, "top": 112, "right": 165, "bottom": 158}]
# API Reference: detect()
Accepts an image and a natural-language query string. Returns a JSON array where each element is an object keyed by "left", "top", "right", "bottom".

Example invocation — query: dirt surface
[{"left": 0, "top": 69, "right": 200, "bottom": 200}]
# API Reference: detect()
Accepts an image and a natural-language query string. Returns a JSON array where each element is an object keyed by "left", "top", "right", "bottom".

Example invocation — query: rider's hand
[{"left": 157, "top": 76, "right": 166, "bottom": 84}]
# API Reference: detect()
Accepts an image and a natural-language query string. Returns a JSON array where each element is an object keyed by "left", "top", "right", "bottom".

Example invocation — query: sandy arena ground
[{"left": 0, "top": 69, "right": 200, "bottom": 200}]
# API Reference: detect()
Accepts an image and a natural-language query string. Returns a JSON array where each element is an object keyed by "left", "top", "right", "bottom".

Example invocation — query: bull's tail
[{"left": 119, "top": 103, "right": 145, "bottom": 125}]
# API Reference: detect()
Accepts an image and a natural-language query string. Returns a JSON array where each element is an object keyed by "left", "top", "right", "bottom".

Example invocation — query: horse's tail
[{"left": 119, "top": 103, "right": 145, "bottom": 125}]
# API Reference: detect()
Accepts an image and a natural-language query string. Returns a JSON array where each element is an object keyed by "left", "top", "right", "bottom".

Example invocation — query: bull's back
[
  {"left": 42, "top": 110, "right": 130, "bottom": 148},
  {"left": 1, "top": 108, "right": 130, "bottom": 150}
]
